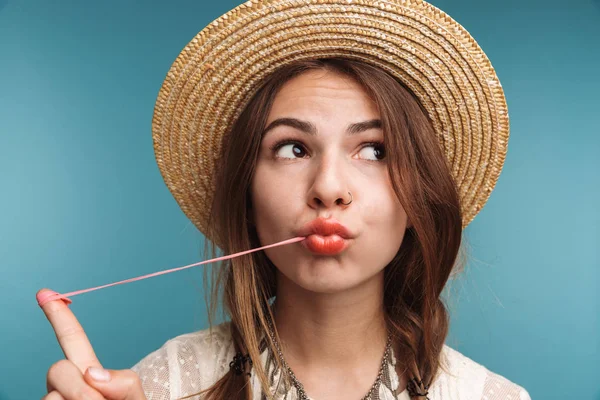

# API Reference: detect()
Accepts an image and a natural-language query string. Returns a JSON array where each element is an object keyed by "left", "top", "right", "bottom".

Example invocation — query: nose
[{"left": 307, "top": 153, "right": 351, "bottom": 209}]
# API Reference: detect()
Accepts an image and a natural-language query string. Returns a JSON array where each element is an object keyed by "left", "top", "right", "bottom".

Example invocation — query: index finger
[{"left": 37, "top": 288, "right": 102, "bottom": 372}]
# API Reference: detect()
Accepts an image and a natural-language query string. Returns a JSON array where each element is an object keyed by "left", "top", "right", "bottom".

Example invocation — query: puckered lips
[{"left": 296, "top": 217, "right": 354, "bottom": 256}]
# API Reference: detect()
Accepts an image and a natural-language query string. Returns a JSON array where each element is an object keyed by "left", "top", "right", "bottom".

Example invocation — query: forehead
[{"left": 268, "top": 69, "right": 379, "bottom": 119}]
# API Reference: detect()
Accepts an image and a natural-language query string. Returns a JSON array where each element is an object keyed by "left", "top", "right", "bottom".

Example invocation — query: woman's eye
[
  {"left": 357, "top": 143, "right": 386, "bottom": 161},
  {"left": 275, "top": 143, "right": 307, "bottom": 159}
]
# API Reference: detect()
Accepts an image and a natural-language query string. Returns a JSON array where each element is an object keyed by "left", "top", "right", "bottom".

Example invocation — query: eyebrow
[{"left": 262, "top": 118, "right": 382, "bottom": 136}]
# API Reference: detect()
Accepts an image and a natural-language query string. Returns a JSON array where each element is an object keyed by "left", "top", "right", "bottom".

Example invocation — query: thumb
[{"left": 84, "top": 367, "right": 146, "bottom": 400}]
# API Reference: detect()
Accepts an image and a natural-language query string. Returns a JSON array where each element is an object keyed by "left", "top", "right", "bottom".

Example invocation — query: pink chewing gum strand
[
  {"left": 36, "top": 290, "right": 73, "bottom": 306},
  {"left": 37, "top": 236, "right": 305, "bottom": 308}
]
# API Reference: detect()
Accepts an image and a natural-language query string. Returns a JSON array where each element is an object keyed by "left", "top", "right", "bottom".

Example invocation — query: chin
[
  {"left": 280, "top": 260, "right": 383, "bottom": 295},
  {"left": 296, "top": 277, "right": 357, "bottom": 294}
]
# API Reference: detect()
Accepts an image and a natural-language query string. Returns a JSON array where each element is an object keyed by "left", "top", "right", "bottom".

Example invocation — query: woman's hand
[{"left": 38, "top": 288, "right": 146, "bottom": 400}]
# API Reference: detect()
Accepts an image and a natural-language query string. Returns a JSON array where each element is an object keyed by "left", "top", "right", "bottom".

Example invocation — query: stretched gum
[
  {"left": 37, "top": 290, "right": 73, "bottom": 307},
  {"left": 36, "top": 236, "right": 305, "bottom": 308}
]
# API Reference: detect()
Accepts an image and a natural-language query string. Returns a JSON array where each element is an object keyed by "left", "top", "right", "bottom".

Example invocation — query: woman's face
[{"left": 251, "top": 69, "right": 408, "bottom": 294}]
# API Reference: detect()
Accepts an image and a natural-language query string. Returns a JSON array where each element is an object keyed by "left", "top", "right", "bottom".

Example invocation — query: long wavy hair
[{"left": 183, "top": 57, "right": 463, "bottom": 399}]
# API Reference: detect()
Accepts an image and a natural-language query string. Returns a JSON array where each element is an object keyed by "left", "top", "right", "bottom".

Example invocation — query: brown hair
[{"left": 184, "top": 57, "right": 463, "bottom": 399}]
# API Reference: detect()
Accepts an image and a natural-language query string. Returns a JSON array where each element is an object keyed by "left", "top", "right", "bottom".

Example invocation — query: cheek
[
  {"left": 359, "top": 181, "right": 408, "bottom": 254},
  {"left": 250, "top": 164, "right": 296, "bottom": 243},
  {"left": 361, "top": 176, "right": 406, "bottom": 225}
]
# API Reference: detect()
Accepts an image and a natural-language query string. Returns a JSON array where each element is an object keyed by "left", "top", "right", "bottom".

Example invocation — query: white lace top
[{"left": 131, "top": 322, "right": 531, "bottom": 400}]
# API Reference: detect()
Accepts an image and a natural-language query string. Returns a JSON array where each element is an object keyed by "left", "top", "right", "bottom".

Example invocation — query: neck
[{"left": 272, "top": 271, "right": 388, "bottom": 367}]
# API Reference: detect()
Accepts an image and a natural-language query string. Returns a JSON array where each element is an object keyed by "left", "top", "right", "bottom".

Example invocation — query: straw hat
[{"left": 152, "top": 0, "right": 509, "bottom": 243}]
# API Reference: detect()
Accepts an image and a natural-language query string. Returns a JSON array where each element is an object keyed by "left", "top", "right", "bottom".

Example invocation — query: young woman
[{"left": 39, "top": 1, "right": 530, "bottom": 399}]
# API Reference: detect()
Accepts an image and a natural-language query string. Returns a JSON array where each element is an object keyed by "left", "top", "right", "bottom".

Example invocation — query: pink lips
[{"left": 297, "top": 217, "right": 353, "bottom": 255}]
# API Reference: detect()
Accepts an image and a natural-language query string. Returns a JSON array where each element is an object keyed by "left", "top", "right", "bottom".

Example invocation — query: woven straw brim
[{"left": 153, "top": 0, "right": 509, "bottom": 244}]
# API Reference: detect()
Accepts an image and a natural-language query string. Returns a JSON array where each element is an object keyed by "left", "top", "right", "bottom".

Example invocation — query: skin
[
  {"left": 37, "top": 288, "right": 146, "bottom": 400},
  {"left": 37, "top": 69, "right": 410, "bottom": 400},
  {"left": 251, "top": 69, "right": 409, "bottom": 399}
]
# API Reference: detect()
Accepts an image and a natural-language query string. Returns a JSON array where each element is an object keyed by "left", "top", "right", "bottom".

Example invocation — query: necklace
[{"left": 266, "top": 320, "right": 393, "bottom": 400}]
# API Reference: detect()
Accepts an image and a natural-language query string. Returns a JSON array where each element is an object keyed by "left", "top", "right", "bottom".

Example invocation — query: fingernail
[{"left": 88, "top": 367, "right": 111, "bottom": 382}]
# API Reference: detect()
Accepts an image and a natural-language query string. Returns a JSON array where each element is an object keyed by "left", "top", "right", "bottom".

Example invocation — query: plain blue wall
[{"left": 1, "top": 0, "right": 598, "bottom": 399}]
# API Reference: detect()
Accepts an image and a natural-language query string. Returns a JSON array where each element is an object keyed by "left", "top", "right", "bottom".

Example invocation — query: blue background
[{"left": 1, "top": 0, "right": 598, "bottom": 399}]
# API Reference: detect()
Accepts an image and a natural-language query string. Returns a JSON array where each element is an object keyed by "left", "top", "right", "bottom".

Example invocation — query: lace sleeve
[
  {"left": 129, "top": 323, "right": 235, "bottom": 400},
  {"left": 481, "top": 370, "right": 531, "bottom": 400},
  {"left": 131, "top": 345, "right": 172, "bottom": 400}
]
